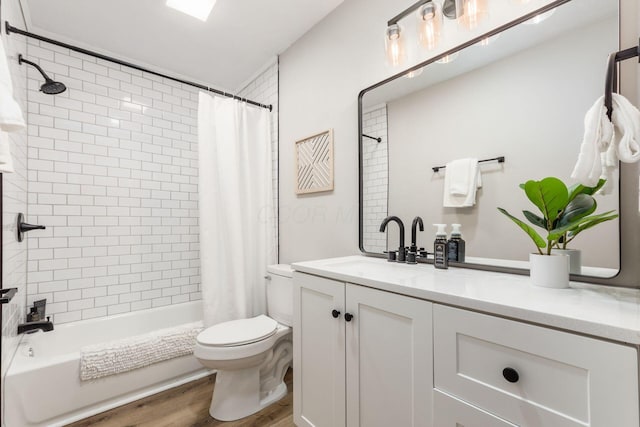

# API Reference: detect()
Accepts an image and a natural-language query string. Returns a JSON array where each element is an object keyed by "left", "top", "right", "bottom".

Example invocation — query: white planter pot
[
  {"left": 552, "top": 249, "right": 582, "bottom": 275},
  {"left": 529, "top": 253, "right": 570, "bottom": 289}
]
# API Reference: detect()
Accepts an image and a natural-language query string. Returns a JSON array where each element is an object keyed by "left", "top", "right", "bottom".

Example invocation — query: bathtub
[{"left": 5, "top": 301, "right": 210, "bottom": 427}]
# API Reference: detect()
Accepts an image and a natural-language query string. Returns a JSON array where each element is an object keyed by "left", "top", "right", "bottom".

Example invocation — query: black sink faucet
[
  {"left": 410, "top": 216, "right": 424, "bottom": 253},
  {"left": 18, "top": 319, "right": 53, "bottom": 334},
  {"left": 379, "top": 216, "right": 406, "bottom": 262}
]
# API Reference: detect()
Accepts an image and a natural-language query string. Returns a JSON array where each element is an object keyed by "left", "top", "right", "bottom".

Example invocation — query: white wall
[
  {"left": 278, "top": 0, "right": 564, "bottom": 263},
  {"left": 24, "top": 43, "right": 279, "bottom": 324},
  {"left": 1, "top": 0, "right": 28, "bottom": 422}
]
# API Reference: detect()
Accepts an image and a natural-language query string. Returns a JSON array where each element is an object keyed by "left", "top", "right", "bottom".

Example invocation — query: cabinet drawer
[
  {"left": 434, "top": 389, "right": 516, "bottom": 427},
  {"left": 433, "top": 304, "right": 638, "bottom": 427}
]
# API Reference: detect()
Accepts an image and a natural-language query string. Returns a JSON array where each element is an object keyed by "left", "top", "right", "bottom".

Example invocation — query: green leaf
[
  {"left": 523, "top": 177, "right": 568, "bottom": 224},
  {"left": 568, "top": 211, "right": 619, "bottom": 238},
  {"left": 523, "top": 210, "right": 546, "bottom": 229},
  {"left": 567, "top": 178, "right": 606, "bottom": 202},
  {"left": 558, "top": 194, "right": 596, "bottom": 227},
  {"left": 498, "top": 208, "right": 546, "bottom": 249}
]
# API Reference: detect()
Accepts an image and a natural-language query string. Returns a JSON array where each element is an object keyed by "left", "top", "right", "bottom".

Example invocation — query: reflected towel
[
  {"left": 443, "top": 158, "right": 481, "bottom": 208},
  {"left": 79, "top": 320, "right": 204, "bottom": 381},
  {"left": 0, "top": 38, "right": 25, "bottom": 132}
]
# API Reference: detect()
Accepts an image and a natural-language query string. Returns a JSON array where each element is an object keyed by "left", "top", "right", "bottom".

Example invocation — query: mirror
[{"left": 359, "top": 0, "right": 620, "bottom": 278}]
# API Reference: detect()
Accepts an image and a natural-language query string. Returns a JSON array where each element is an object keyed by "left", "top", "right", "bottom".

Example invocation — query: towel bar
[{"left": 432, "top": 156, "right": 505, "bottom": 173}]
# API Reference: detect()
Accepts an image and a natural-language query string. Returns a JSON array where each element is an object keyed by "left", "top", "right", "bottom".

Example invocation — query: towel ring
[{"left": 604, "top": 52, "right": 618, "bottom": 121}]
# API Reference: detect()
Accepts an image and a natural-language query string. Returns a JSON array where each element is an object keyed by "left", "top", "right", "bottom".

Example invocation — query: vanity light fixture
[
  {"left": 166, "top": 0, "right": 217, "bottom": 21},
  {"left": 385, "top": 0, "right": 489, "bottom": 67}
]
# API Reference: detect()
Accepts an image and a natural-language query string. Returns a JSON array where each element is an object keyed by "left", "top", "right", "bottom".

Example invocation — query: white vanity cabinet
[
  {"left": 293, "top": 272, "right": 433, "bottom": 427},
  {"left": 433, "top": 305, "right": 639, "bottom": 427}
]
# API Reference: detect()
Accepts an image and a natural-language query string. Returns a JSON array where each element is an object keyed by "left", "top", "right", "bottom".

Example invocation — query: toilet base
[{"left": 210, "top": 368, "right": 289, "bottom": 421}]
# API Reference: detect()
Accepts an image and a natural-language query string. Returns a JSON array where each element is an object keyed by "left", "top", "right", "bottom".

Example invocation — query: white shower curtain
[{"left": 198, "top": 92, "right": 276, "bottom": 327}]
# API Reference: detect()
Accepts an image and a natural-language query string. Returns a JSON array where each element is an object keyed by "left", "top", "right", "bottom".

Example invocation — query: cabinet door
[
  {"left": 345, "top": 284, "right": 433, "bottom": 427},
  {"left": 433, "top": 390, "right": 517, "bottom": 427},
  {"left": 293, "top": 272, "right": 346, "bottom": 427}
]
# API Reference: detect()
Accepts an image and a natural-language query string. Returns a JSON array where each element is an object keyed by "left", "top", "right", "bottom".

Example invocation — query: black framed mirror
[{"left": 359, "top": 0, "right": 625, "bottom": 282}]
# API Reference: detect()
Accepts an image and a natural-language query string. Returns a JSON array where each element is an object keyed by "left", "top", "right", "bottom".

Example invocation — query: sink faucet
[
  {"left": 379, "top": 216, "right": 406, "bottom": 262},
  {"left": 410, "top": 216, "right": 424, "bottom": 253},
  {"left": 18, "top": 318, "right": 53, "bottom": 334}
]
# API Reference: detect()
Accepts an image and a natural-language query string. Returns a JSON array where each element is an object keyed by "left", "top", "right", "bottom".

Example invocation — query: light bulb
[
  {"left": 417, "top": 2, "right": 442, "bottom": 51},
  {"left": 436, "top": 52, "right": 460, "bottom": 64},
  {"left": 384, "top": 24, "right": 407, "bottom": 67},
  {"left": 456, "top": 0, "right": 489, "bottom": 31}
]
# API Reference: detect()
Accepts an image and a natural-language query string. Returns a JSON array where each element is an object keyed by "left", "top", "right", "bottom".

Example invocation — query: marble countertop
[{"left": 292, "top": 255, "right": 640, "bottom": 345}]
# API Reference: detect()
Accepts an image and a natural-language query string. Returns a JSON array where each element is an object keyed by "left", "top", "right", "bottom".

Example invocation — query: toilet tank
[{"left": 266, "top": 264, "right": 293, "bottom": 327}]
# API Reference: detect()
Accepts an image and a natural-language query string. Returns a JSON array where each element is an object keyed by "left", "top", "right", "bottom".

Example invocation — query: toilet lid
[{"left": 197, "top": 315, "right": 278, "bottom": 347}]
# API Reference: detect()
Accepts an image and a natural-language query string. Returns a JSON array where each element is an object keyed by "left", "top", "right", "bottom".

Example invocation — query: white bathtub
[{"left": 5, "top": 301, "right": 210, "bottom": 427}]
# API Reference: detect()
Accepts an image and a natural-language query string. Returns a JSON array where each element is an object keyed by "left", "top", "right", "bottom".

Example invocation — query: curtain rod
[{"left": 5, "top": 21, "right": 273, "bottom": 112}]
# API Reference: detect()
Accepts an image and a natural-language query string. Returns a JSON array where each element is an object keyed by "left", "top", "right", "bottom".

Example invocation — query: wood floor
[{"left": 67, "top": 369, "right": 294, "bottom": 427}]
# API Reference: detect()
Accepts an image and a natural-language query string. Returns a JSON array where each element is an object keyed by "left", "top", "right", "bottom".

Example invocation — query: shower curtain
[{"left": 198, "top": 92, "right": 276, "bottom": 327}]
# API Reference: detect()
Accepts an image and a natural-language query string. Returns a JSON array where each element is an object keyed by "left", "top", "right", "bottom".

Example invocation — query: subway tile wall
[
  {"left": 25, "top": 39, "right": 279, "bottom": 324},
  {"left": 362, "top": 105, "right": 388, "bottom": 254}
]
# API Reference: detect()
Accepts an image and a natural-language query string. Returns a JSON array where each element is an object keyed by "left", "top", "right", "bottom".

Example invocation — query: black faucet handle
[
  {"left": 384, "top": 250, "right": 397, "bottom": 262},
  {"left": 406, "top": 251, "right": 417, "bottom": 264},
  {"left": 397, "top": 246, "right": 407, "bottom": 263}
]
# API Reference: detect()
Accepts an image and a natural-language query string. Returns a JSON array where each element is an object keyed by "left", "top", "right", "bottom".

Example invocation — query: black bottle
[
  {"left": 433, "top": 224, "right": 449, "bottom": 269},
  {"left": 447, "top": 223, "right": 466, "bottom": 262}
]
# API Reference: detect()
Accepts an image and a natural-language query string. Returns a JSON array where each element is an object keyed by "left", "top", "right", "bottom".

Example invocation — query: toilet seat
[{"left": 197, "top": 315, "right": 278, "bottom": 347}]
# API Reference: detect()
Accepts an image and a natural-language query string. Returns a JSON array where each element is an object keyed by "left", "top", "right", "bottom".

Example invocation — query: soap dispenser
[
  {"left": 433, "top": 224, "right": 449, "bottom": 269},
  {"left": 447, "top": 223, "right": 466, "bottom": 262}
]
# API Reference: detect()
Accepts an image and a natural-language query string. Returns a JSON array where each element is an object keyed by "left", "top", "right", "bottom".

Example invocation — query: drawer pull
[
  {"left": 344, "top": 313, "right": 354, "bottom": 322},
  {"left": 332, "top": 309, "right": 341, "bottom": 318},
  {"left": 502, "top": 367, "right": 519, "bottom": 383}
]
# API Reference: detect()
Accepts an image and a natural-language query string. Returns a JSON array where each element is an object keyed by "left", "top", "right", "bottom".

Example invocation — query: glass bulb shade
[
  {"left": 417, "top": 3, "right": 442, "bottom": 51},
  {"left": 436, "top": 51, "right": 460, "bottom": 64},
  {"left": 524, "top": 8, "right": 556, "bottom": 25},
  {"left": 385, "top": 24, "right": 407, "bottom": 67},
  {"left": 455, "top": 0, "right": 489, "bottom": 31}
]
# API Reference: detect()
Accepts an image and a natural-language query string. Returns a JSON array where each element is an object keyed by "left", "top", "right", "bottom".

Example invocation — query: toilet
[{"left": 194, "top": 264, "right": 293, "bottom": 421}]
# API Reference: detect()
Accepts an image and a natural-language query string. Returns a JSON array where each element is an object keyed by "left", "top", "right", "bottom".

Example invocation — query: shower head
[{"left": 18, "top": 54, "right": 67, "bottom": 95}]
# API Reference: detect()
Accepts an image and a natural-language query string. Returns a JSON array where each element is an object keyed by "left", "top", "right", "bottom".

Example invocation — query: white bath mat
[{"left": 80, "top": 321, "right": 204, "bottom": 381}]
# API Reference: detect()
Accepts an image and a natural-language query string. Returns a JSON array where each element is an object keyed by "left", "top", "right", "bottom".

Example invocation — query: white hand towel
[
  {"left": 447, "top": 158, "right": 477, "bottom": 196},
  {"left": 570, "top": 96, "right": 614, "bottom": 187},
  {"left": 611, "top": 93, "right": 640, "bottom": 163},
  {"left": 443, "top": 158, "right": 481, "bottom": 208},
  {"left": 0, "top": 39, "right": 25, "bottom": 132},
  {"left": 0, "top": 132, "right": 14, "bottom": 173}
]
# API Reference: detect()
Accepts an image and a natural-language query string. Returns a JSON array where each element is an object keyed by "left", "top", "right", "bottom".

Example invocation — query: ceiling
[{"left": 23, "top": 0, "right": 344, "bottom": 91}]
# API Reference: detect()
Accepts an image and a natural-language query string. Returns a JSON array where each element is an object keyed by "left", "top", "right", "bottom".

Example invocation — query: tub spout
[{"left": 18, "top": 319, "right": 53, "bottom": 334}]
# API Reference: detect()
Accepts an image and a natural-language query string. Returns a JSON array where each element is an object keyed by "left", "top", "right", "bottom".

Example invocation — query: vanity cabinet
[
  {"left": 433, "top": 305, "right": 639, "bottom": 427},
  {"left": 293, "top": 272, "right": 433, "bottom": 427}
]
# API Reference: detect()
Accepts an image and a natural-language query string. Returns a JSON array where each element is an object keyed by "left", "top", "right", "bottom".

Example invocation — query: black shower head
[{"left": 18, "top": 54, "right": 67, "bottom": 95}]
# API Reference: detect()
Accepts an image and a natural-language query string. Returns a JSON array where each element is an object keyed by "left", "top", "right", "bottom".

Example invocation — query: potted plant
[{"left": 498, "top": 177, "right": 617, "bottom": 288}]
